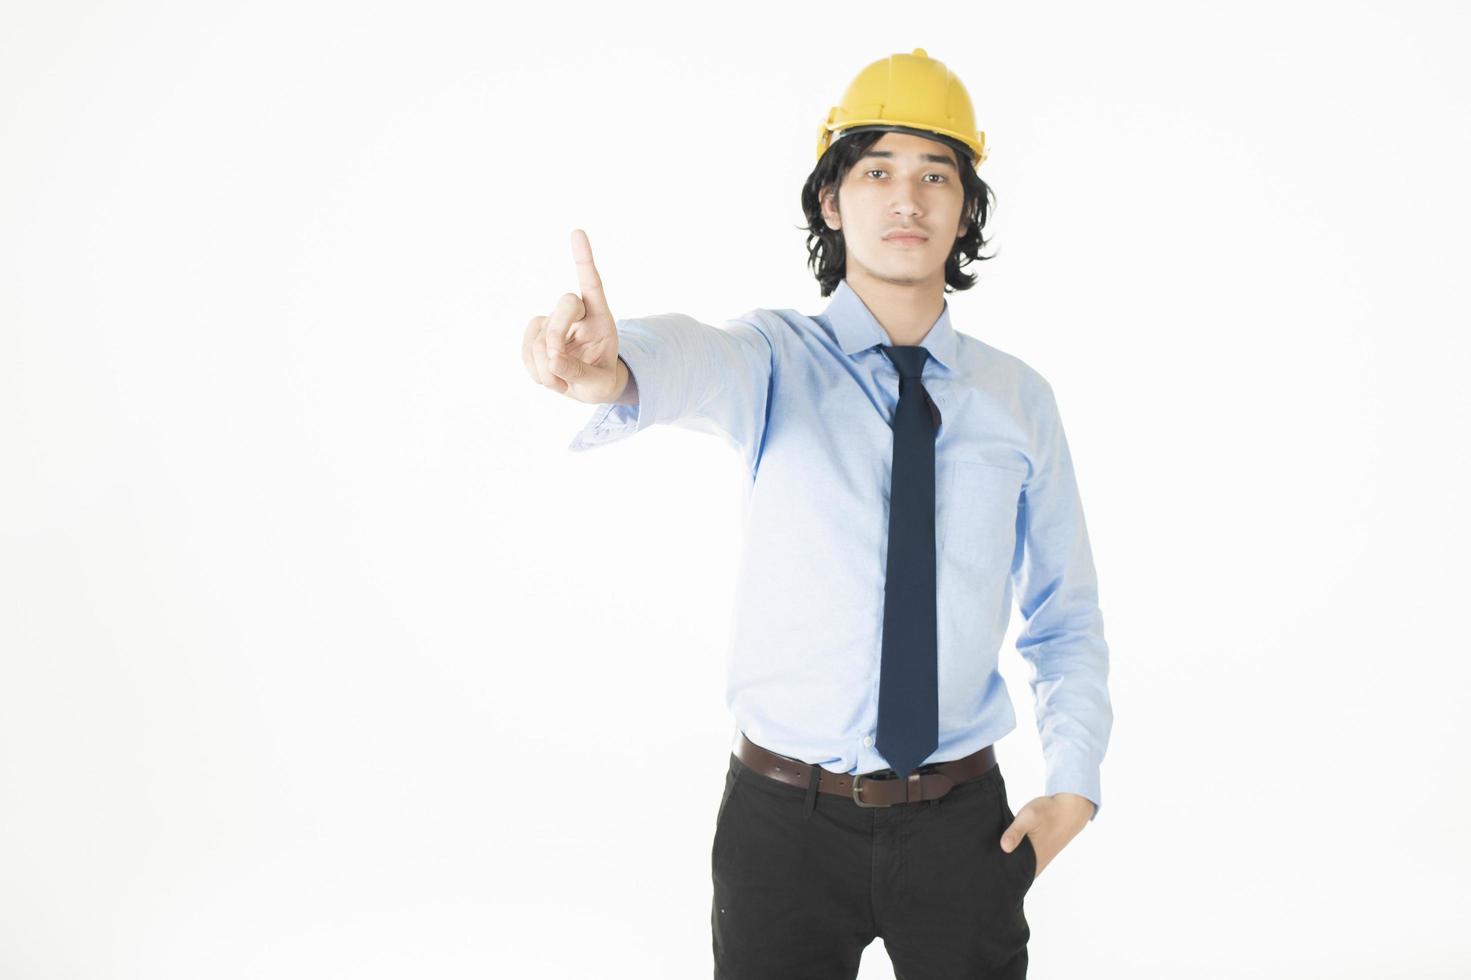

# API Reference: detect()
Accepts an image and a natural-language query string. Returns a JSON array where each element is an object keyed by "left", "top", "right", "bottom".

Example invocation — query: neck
[{"left": 844, "top": 267, "right": 946, "bottom": 346}]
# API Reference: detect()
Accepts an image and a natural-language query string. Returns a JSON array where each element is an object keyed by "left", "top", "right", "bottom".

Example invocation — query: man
[{"left": 523, "top": 48, "right": 1112, "bottom": 980}]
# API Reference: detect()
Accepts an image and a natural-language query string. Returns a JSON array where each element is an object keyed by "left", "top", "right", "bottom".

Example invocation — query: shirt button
[{"left": 863, "top": 736, "right": 874, "bottom": 747}]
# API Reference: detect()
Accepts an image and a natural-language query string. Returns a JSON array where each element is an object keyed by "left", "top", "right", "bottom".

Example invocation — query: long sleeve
[
  {"left": 1009, "top": 379, "right": 1113, "bottom": 821},
  {"left": 566, "top": 313, "right": 775, "bottom": 474}
]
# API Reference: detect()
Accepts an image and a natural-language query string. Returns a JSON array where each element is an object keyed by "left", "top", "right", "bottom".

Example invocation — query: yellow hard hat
[{"left": 816, "top": 48, "right": 987, "bottom": 169}]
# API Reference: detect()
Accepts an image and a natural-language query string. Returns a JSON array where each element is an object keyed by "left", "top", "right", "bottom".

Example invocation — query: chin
[{"left": 877, "top": 269, "right": 934, "bottom": 287}]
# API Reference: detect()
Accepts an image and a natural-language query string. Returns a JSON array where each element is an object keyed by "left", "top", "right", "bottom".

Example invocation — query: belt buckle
[{"left": 851, "top": 773, "right": 895, "bottom": 808}]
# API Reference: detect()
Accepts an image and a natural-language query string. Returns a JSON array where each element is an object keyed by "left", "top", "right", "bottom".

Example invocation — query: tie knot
[{"left": 882, "top": 345, "right": 930, "bottom": 380}]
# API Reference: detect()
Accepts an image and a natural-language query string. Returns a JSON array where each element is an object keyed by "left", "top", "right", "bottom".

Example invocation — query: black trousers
[{"left": 711, "top": 749, "right": 1037, "bottom": 979}]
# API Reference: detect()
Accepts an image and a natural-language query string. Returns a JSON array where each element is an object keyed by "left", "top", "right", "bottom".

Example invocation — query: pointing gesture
[{"left": 522, "top": 228, "right": 631, "bottom": 405}]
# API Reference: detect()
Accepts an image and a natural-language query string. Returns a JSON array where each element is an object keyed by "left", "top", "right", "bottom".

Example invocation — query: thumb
[
  {"left": 546, "top": 349, "right": 581, "bottom": 379},
  {"left": 1000, "top": 815, "right": 1033, "bottom": 852},
  {"left": 547, "top": 348, "right": 606, "bottom": 391}
]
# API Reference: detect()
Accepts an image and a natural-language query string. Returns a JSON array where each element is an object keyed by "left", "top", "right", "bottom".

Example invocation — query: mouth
[{"left": 884, "top": 235, "right": 928, "bottom": 246}]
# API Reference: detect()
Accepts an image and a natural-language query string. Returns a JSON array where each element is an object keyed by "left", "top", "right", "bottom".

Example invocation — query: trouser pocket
[{"left": 994, "top": 772, "right": 1036, "bottom": 891}]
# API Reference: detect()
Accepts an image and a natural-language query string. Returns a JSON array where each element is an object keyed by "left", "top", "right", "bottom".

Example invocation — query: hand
[
  {"left": 522, "top": 228, "right": 628, "bottom": 404},
  {"left": 999, "top": 792, "right": 1096, "bottom": 880}
]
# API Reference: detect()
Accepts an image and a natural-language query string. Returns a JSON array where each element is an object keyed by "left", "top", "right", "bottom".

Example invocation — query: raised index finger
[{"left": 570, "top": 228, "right": 611, "bottom": 320}]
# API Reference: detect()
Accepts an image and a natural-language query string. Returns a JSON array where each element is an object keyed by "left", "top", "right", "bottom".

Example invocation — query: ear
[{"left": 820, "top": 186, "right": 841, "bottom": 231}]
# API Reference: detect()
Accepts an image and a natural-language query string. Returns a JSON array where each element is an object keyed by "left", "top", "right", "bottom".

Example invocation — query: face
[{"left": 819, "top": 131, "right": 969, "bottom": 290}]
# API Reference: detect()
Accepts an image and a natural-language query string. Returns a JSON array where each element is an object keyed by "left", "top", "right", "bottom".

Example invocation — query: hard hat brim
[{"left": 820, "top": 123, "right": 987, "bottom": 170}]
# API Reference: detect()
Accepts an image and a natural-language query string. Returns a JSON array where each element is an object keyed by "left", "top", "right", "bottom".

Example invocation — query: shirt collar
[{"left": 821, "top": 278, "right": 959, "bottom": 373}]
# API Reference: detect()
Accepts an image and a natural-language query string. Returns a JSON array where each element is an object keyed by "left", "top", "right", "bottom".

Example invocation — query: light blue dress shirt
[{"left": 568, "top": 278, "right": 1113, "bottom": 819}]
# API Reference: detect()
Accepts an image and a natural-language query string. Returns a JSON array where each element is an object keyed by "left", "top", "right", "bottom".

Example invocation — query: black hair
[{"left": 798, "top": 126, "right": 997, "bottom": 297}]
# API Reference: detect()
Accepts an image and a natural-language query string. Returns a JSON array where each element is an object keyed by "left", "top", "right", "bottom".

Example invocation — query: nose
[{"left": 890, "top": 188, "right": 921, "bottom": 218}]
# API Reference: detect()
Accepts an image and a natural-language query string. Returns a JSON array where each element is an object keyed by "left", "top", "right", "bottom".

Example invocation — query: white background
[{"left": 2, "top": 0, "right": 1468, "bottom": 976}]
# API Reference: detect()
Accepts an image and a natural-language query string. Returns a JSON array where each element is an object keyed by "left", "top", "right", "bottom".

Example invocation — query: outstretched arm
[{"left": 566, "top": 311, "right": 774, "bottom": 475}]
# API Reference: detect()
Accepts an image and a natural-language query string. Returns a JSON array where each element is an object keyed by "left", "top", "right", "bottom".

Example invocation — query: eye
[{"left": 864, "top": 169, "right": 948, "bottom": 183}]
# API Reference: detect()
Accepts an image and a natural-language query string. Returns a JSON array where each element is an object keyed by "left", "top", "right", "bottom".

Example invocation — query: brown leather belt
[{"left": 734, "top": 732, "right": 997, "bottom": 807}]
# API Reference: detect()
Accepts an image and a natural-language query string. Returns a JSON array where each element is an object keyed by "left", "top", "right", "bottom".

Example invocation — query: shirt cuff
[
  {"left": 565, "top": 335, "right": 657, "bottom": 451},
  {"left": 566, "top": 399, "right": 640, "bottom": 451},
  {"left": 1044, "top": 758, "right": 1103, "bottom": 822}
]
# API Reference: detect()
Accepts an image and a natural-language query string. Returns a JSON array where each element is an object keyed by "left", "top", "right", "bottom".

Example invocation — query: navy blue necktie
[{"left": 876, "top": 345, "right": 939, "bottom": 780}]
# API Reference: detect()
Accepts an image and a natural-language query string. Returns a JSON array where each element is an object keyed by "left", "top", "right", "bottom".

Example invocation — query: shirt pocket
[{"left": 942, "top": 458, "right": 1027, "bottom": 574}]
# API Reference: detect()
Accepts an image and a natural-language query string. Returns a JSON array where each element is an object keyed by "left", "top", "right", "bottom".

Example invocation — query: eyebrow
[{"left": 857, "top": 149, "right": 958, "bottom": 171}]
